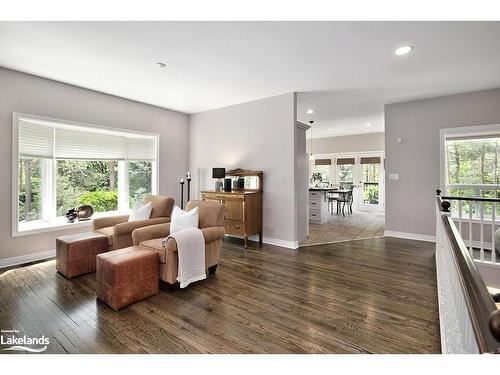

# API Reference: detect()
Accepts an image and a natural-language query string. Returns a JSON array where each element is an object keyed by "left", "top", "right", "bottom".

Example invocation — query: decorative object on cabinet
[
  {"left": 212, "top": 167, "right": 225, "bottom": 192},
  {"left": 224, "top": 178, "right": 232, "bottom": 192},
  {"left": 201, "top": 169, "right": 263, "bottom": 249}
]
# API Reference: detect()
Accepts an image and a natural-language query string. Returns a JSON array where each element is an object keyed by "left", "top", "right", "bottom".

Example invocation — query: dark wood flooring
[{"left": 0, "top": 236, "right": 441, "bottom": 353}]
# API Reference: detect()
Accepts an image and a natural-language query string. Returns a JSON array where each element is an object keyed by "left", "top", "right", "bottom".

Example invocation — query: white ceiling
[{"left": 1, "top": 22, "right": 500, "bottom": 137}]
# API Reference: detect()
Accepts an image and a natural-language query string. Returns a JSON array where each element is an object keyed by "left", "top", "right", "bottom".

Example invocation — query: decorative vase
[
  {"left": 65, "top": 208, "right": 78, "bottom": 223},
  {"left": 77, "top": 205, "right": 94, "bottom": 221}
]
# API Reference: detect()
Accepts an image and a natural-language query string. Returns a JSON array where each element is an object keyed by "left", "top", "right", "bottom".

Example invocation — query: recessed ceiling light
[
  {"left": 156, "top": 62, "right": 167, "bottom": 68},
  {"left": 366, "top": 123, "right": 372, "bottom": 127},
  {"left": 306, "top": 109, "right": 314, "bottom": 114},
  {"left": 328, "top": 128, "right": 333, "bottom": 131},
  {"left": 394, "top": 45, "right": 414, "bottom": 56}
]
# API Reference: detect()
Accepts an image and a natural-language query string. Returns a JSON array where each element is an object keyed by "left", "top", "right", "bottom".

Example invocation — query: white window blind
[
  {"left": 126, "top": 137, "right": 156, "bottom": 161},
  {"left": 18, "top": 120, "right": 54, "bottom": 159},
  {"left": 18, "top": 117, "right": 156, "bottom": 161},
  {"left": 55, "top": 128, "right": 127, "bottom": 160}
]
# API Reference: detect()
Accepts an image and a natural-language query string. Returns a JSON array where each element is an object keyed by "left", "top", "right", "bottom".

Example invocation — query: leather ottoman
[
  {"left": 56, "top": 232, "right": 109, "bottom": 278},
  {"left": 96, "top": 246, "right": 159, "bottom": 311}
]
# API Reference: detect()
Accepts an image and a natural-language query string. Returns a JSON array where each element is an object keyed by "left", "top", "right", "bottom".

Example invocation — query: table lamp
[{"left": 212, "top": 168, "right": 225, "bottom": 192}]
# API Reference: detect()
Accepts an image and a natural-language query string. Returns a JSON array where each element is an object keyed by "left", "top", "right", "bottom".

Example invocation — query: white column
[
  {"left": 41, "top": 158, "right": 56, "bottom": 220},
  {"left": 118, "top": 161, "right": 129, "bottom": 212}
]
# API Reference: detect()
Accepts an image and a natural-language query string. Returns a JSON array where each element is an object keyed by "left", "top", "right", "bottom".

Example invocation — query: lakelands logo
[{"left": 1, "top": 329, "right": 49, "bottom": 353}]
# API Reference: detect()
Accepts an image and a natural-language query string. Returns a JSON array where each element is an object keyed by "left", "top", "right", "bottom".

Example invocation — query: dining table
[{"left": 309, "top": 188, "right": 351, "bottom": 202}]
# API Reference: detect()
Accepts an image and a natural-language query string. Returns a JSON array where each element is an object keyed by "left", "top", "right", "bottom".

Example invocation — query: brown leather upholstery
[
  {"left": 185, "top": 200, "right": 225, "bottom": 228},
  {"left": 144, "top": 195, "right": 175, "bottom": 219},
  {"left": 96, "top": 246, "right": 159, "bottom": 311},
  {"left": 131, "top": 200, "right": 225, "bottom": 284},
  {"left": 56, "top": 232, "right": 109, "bottom": 278},
  {"left": 92, "top": 195, "right": 174, "bottom": 250},
  {"left": 139, "top": 238, "right": 166, "bottom": 263},
  {"left": 94, "top": 226, "right": 114, "bottom": 247}
]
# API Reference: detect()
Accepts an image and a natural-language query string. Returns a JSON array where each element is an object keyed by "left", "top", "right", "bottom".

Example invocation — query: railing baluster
[
  {"left": 480, "top": 201, "right": 484, "bottom": 262},
  {"left": 459, "top": 200, "right": 463, "bottom": 234},
  {"left": 469, "top": 202, "right": 473, "bottom": 256},
  {"left": 492, "top": 202, "right": 496, "bottom": 264}
]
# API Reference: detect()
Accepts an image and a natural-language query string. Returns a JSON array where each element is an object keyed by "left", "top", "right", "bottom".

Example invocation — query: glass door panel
[
  {"left": 337, "top": 164, "right": 354, "bottom": 189},
  {"left": 358, "top": 156, "right": 384, "bottom": 211}
]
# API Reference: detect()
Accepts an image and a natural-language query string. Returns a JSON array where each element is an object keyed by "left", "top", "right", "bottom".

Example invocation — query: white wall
[
  {"left": 189, "top": 93, "right": 299, "bottom": 247},
  {"left": 385, "top": 88, "right": 500, "bottom": 238},
  {"left": 306, "top": 132, "right": 384, "bottom": 154},
  {"left": 0, "top": 67, "right": 189, "bottom": 264}
]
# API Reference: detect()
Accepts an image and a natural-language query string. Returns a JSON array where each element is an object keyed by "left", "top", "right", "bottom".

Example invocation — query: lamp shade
[{"left": 212, "top": 167, "right": 226, "bottom": 179}]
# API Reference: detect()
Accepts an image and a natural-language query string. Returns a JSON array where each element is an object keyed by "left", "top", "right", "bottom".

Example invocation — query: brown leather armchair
[
  {"left": 132, "top": 200, "right": 225, "bottom": 288},
  {"left": 92, "top": 195, "right": 174, "bottom": 250}
]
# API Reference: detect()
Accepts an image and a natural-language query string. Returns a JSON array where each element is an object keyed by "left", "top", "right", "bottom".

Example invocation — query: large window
[
  {"left": 14, "top": 114, "right": 158, "bottom": 235},
  {"left": 443, "top": 125, "right": 500, "bottom": 218}
]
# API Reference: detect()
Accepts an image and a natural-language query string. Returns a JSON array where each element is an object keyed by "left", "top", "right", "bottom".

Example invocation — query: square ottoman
[
  {"left": 56, "top": 232, "right": 109, "bottom": 278},
  {"left": 96, "top": 246, "right": 159, "bottom": 311}
]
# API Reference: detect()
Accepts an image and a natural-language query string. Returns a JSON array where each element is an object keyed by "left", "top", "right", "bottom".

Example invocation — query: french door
[
  {"left": 357, "top": 155, "right": 384, "bottom": 211},
  {"left": 334, "top": 152, "right": 384, "bottom": 212}
]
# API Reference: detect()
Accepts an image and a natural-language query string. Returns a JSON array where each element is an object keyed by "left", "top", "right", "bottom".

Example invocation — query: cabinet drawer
[
  {"left": 309, "top": 191, "right": 321, "bottom": 198},
  {"left": 309, "top": 199, "right": 322, "bottom": 209},
  {"left": 202, "top": 193, "right": 219, "bottom": 202},
  {"left": 224, "top": 220, "right": 245, "bottom": 235},
  {"left": 224, "top": 200, "right": 244, "bottom": 221},
  {"left": 309, "top": 210, "right": 321, "bottom": 220}
]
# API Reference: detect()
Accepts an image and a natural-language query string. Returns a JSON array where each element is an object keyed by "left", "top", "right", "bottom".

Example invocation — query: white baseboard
[
  {"left": 261, "top": 237, "right": 298, "bottom": 249},
  {"left": 0, "top": 249, "right": 55, "bottom": 270},
  {"left": 225, "top": 234, "right": 298, "bottom": 249},
  {"left": 384, "top": 230, "right": 436, "bottom": 243}
]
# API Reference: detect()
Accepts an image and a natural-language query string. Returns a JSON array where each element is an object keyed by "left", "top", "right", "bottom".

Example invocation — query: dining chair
[
  {"left": 337, "top": 186, "right": 354, "bottom": 217},
  {"left": 327, "top": 192, "right": 339, "bottom": 214}
]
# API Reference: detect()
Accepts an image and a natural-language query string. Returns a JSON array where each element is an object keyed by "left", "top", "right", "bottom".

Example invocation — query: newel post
[
  {"left": 489, "top": 309, "right": 500, "bottom": 345},
  {"left": 441, "top": 200, "right": 451, "bottom": 213}
]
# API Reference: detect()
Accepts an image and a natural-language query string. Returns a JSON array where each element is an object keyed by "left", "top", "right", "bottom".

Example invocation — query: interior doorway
[{"left": 302, "top": 151, "right": 385, "bottom": 246}]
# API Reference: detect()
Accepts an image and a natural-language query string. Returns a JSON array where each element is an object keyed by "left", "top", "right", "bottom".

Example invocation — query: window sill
[{"left": 14, "top": 210, "right": 130, "bottom": 237}]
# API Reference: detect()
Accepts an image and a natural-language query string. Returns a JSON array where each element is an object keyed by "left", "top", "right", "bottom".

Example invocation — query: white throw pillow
[
  {"left": 170, "top": 206, "right": 199, "bottom": 234},
  {"left": 128, "top": 202, "right": 153, "bottom": 222}
]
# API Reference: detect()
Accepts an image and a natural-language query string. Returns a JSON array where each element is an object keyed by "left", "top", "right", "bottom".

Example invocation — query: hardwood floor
[{"left": 0, "top": 236, "right": 440, "bottom": 354}]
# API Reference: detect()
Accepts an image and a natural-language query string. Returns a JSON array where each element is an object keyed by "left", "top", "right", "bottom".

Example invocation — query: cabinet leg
[
  {"left": 259, "top": 232, "right": 263, "bottom": 246},
  {"left": 244, "top": 237, "right": 248, "bottom": 249}
]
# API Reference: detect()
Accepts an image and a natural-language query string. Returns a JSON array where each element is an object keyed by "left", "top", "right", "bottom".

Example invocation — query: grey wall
[
  {"left": 0, "top": 67, "right": 189, "bottom": 262},
  {"left": 306, "top": 132, "right": 384, "bottom": 154},
  {"left": 189, "top": 93, "right": 299, "bottom": 246},
  {"left": 385, "top": 88, "right": 500, "bottom": 237},
  {"left": 295, "top": 123, "right": 309, "bottom": 243}
]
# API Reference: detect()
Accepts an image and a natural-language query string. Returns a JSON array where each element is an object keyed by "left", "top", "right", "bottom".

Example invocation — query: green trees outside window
[
  {"left": 18, "top": 159, "right": 42, "bottom": 222},
  {"left": 19, "top": 159, "right": 153, "bottom": 223},
  {"left": 446, "top": 138, "right": 500, "bottom": 217},
  {"left": 56, "top": 160, "right": 119, "bottom": 216}
]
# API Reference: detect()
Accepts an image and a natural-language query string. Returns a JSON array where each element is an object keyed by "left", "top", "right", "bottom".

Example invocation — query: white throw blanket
[{"left": 161, "top": 228, "right": 206, "bottom": 288}]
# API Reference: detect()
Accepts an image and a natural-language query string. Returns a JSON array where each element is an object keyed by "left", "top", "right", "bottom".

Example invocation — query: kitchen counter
[{"left": 308, "top": 190, "right": 330, "bottom": 224}]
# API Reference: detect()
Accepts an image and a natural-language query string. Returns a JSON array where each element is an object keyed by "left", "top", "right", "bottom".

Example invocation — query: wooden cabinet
[
  {"left": 201, "top": 191, "right": 262, "bottom": 249},
  {"left": 201, "top": 169, "right": 263, "bottom": 249}
]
